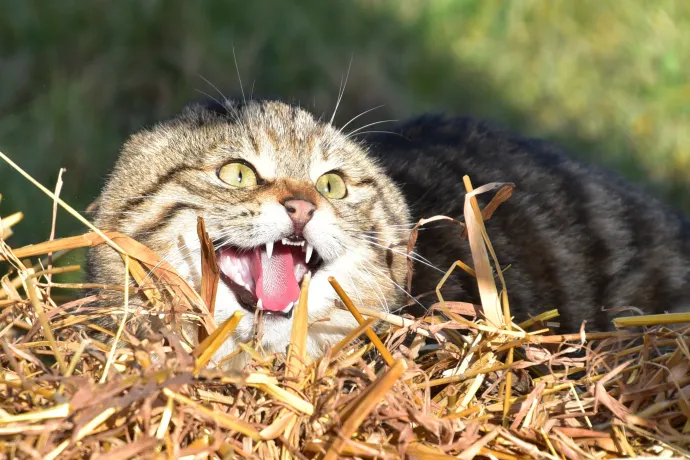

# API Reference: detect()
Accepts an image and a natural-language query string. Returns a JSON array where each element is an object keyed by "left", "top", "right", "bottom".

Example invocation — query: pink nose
[{"left": 283, "top": 199, "right": 316, "bottom": 235}]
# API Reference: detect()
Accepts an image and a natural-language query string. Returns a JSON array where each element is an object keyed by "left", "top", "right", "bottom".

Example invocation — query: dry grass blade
[
  {"left": 193, "top": 311, "right": 244, "bottom": 372},
  {"left": 330, "top": 317, "right": 377, "bottom": 357},
  {"left": 406, "top": 215, "right": 466, "bottom": 292},
  {"left": 462, "top": 176, "right": 507, "bottom": 328},
  {"left": 197, "top": 216, "right": 219, "bottom": 342},
  {"left": 287, "top": 271, "right": 311, "bottom": 379},
  {"left": 23, "top": 271, "right": 67, "bottom": 374},
  {"left": 251, "top": 382, "right": 314, "bottom": 415},
  {"left": 1, "top": 232, "right": 107, "bottom": 261},
  {"left": 0, "top": 404, "right": 70, "bottom": 424},
  {"left": 0, "top": 211, "right": 23, "bottom": 240},
  {"left": 329, "top": 276, "right": 395, "bottom": 366},
  {"left": 322, "top": 359, "right": 407, "bottom": 460},
  {"left": 614, "top": 312, "right": 690, "bottom": 327},
  {"left": 0, "top": 150, "right": 126, "bottom": 255},
  {"left": 100, "top": 255, "right": 130, "bottom": 383},
  {"left": 162, "top": 388, "right": 262, "bottom": 439},
  {"left": 347, "top": 303, "right": 437, "bottom": 339}
]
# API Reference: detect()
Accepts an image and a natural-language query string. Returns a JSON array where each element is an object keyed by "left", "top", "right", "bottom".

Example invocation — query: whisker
[
  {"left": 352, "top": 235, "right": 444, "bottom": 274},
  {"left": 232, "top": 45, "right": 246, "bottom": 103},
  {"left": 330, "top": 55, "right": 353, "bottom": 126},
  {"left": 338, "top": 105, "right": 386, "bottom": 133},
  {"left": 197, "top": 74, "right": 229, "bottom": 103},
  {"left": 347, "top": 130, "right": 407, "bottom": 139},
  {"left": 194, "top": 88, "right": 227, "bottom": 110},
  {"left": 353, "top": 260, "right": 389, "bottom": 312},
  {"left": 360, "top": 258, "right": 425, "bottom": 311},
  {"left": 99, "top": 195, "right": 205, "bottom": 206},
  {"left": 345, "top": 120, "right": 397, "bottom": 138},
  {"left": 358, "top": 234, "right": 436, "bottom": 265},
  {"left": 345, "top": 270, "right": 365, "bottom": 310}
]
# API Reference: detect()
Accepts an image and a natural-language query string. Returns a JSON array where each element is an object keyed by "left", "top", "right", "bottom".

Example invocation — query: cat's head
[{"left": 91, "top": 99, "right": 411, "bottom": 365}]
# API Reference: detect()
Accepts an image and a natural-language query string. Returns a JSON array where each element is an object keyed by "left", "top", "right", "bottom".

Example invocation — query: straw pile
[{"left": 1, "top": 150, "right": 690, "bottom": 459}]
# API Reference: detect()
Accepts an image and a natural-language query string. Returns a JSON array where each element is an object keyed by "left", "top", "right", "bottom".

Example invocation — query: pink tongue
[{"left": 250, "top": 246, "right": 300, "bottom": 312}]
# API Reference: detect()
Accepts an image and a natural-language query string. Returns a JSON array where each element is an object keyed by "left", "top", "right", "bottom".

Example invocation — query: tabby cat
[{"left": 86, "top": 99, "right": 690, "bottom": 366}]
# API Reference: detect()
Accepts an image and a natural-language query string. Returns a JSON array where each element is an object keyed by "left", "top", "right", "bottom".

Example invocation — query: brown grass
[{"left": 1, "top": 150, "right": 690, "bottom": 459}]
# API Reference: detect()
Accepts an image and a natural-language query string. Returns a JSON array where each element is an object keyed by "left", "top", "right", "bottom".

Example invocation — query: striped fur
[{"left": 365, "top": 115, "right": 690, "bottom": 331}]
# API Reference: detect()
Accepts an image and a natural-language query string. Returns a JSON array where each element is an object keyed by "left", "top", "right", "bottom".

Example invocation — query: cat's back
[{"left": 364, "top": 115, "right": 690, "bottom": 331}]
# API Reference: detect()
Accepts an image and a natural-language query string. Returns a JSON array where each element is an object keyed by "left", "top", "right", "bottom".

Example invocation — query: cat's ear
[
  {"left": 85, "top": 195, "right": 102, "bottom": 216},
  {"left": 198, "top": 99, "right": 233, "bottom": 117},
  {"left": 179, "top": 99, "right": 239, "bottom": 125},
  {"left": 189, "top": 97, "right": 249, "bottom": 119},
  {"left": 192, "top": 91, "right": 289, "bottom": 116}
]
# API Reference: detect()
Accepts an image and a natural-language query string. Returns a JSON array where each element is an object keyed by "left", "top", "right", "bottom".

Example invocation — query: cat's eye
[
  {"left": 315, "top": 173, "right": 347, "bottom": 199},
  {"left": 218, "top": 162, "right": 258, "bottom": 188}
]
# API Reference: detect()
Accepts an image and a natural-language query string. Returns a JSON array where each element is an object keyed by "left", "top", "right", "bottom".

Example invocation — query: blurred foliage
[{"left": 1, "top": 0, "right": 690, "bottom": 250}]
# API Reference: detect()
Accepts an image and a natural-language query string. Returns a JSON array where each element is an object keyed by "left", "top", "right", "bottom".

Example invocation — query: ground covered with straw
[{"left": 1, "top": 154, "right": 690, "bottom": 459}]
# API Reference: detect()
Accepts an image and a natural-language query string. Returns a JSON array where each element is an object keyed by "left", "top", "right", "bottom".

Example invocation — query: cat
[
  {"left": 86, "top": 98, "right": 690, "bottom": 367},
  {"left": 87, "top": 99, "right": 410, "bottom": 366}
]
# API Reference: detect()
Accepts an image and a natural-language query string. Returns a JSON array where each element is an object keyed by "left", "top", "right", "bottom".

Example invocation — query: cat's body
[
  {"left": 365, "top": 115, "right": 690, "bottom": 331},
  {"left": 86, "top": 99, "right": 690, "bottom": 366}
]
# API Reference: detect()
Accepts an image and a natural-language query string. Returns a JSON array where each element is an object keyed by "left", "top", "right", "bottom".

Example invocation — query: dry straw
[{"left": 1, "top": 150, "right": 689, "bottom": 458}]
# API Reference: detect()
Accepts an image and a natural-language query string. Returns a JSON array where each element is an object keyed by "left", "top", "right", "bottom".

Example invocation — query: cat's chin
[{"left": 215, "top": 236, "right": 323, "bottom": 317}]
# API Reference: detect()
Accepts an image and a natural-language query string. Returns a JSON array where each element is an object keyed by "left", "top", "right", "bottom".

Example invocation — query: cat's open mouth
[{"left": 215, "top": 236, "right": 322, "bottom": 317}]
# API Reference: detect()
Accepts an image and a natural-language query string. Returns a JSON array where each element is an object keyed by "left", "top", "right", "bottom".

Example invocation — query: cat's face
[{"left": 92, "top": 100, "right": 410, "bottom": 365}]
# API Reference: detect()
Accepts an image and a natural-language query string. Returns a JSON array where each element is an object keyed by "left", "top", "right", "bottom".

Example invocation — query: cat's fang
[
  {"left": 283, "top": 301, "right": 294, "bottom": 313},
  {"left": 305, "top": 244, "right": 314, "bottom": 264},
  {"left": 257, "top": 298, "right": 263, "bottom": 310},
  {"left": 266, "top": 241, "right": 274, "bottom": 259}
]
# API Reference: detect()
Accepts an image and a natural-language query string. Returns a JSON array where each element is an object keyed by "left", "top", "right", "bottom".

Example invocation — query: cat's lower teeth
[{"left": 256, "top": 298, "right": 294, "bottom": 314}]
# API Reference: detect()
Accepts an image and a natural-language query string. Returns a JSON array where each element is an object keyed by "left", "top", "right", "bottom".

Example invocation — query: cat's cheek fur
[
  {"left": 172, "top": 229, "right": 203, "bottom": 283},
  {"left": 302, "top": 210, "right": 347, "bottom": 262}
]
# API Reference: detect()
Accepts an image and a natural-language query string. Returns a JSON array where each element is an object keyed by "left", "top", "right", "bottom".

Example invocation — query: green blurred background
[{"left": 2, "top": 0, "right": 690, "bottom": 252}]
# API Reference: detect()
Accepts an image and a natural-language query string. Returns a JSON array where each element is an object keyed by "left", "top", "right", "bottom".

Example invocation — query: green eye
[
  {"left": 218, "top": 162, "right": 258, "bottom": 188},
  {"left": 316, "top": 173, "right": 347, "bottom": 199}
]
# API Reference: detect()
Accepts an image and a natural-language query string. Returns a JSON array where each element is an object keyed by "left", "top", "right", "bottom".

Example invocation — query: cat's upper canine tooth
[
  {"left": 257, "top": 298, "right": 263, "bottom": 310},
  {"left": 305, "top": 244, "right": 314, "bottom": 264},
  {"left": 266, "top": 241, "right": 274, "bottom": 259}
]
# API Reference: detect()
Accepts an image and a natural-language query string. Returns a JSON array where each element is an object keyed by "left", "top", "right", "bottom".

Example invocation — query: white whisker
[
  {"left": 232, "top": 45, "right": 245, "bottom": 103},
  {"left": 338, "top": 105, "right": 386, "bottom": 134},
  {"left": 358, "top": 234, "right": 436, "bottom": 266},
  {"left": 360, "top": 258, "right": 425, "bottom": 311},
  {"left": 353, "top": 235, "right": 444, "bottom": 274},
  {"left": 330, "top": 55, "right": 353, "bottom": 126},
  {"left": 353, "top": 260, "right": 389, "bottom": 312},
  {"left": 346, "top": 120, "right": 397, "bottom": 138},
  {"left": 194, "top": 88, "right": 227, "bottom": 110},
  {"left": 346, "top": 130, "right": 406, "bottom": 139},
  {"left": 197, "top": 74, "right": 228, "bottom": 104}
]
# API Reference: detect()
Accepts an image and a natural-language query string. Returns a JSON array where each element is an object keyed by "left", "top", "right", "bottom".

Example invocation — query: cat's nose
[{"left": 283, "top": 199, "right": 316, "bottom": 234}]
